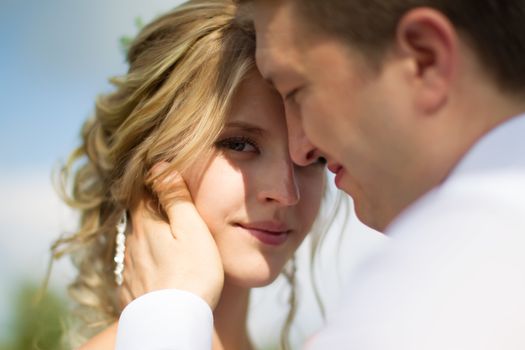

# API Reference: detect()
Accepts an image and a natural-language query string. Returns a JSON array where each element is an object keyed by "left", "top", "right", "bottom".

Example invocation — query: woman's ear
[{"left": 395, "top": 8, "right": 459, "bottom": 114}]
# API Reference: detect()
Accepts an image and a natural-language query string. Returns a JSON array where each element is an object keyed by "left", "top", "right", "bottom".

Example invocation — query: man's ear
[{"left": 395, "top": 8, "right": 459, "bottom": 114}]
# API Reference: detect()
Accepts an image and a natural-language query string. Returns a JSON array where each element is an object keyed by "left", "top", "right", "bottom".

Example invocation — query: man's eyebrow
[{"left": 224, "top": 121, "right": 266, "bottom": 136}]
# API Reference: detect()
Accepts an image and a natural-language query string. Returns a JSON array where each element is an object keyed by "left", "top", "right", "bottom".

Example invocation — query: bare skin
[
  {"left": 120, "top": 168, "right": 224, "bottom": 310},
  {"left": 78, "top": 173, "right": 251, "bottom": 350},
  {"left": 82, "top": 2, "right": 525, "bottom": 349},
  {"left": 251, "top": 1, "right": 525, "bottom": 231},
  {"left": 121, "top": 183, "right": 254, "bottom": 350},
  {"left": 78, "top": 71, "right": 324, "bottom": 350}
]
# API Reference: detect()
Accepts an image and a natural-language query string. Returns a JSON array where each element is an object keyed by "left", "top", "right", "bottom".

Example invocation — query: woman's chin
[{"left": 224, "top": 268, "right": 282, "bottom": 288}]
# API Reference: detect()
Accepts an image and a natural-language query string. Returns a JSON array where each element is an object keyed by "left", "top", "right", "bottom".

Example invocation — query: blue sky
[{"left": 0, "top": 0, "right": 179, "bottom": 170}]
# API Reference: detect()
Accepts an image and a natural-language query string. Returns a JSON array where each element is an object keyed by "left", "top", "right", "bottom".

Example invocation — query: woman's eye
[{"left": 216, "top": 137, "right": 259, "bottom": 153}]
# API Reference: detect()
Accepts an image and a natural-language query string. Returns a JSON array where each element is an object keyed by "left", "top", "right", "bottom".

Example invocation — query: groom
[{"left": 117, "top": 0, "right": 525, "bottom": 348}]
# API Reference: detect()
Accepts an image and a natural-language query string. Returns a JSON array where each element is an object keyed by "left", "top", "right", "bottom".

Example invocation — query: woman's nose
[{"left": 257, "top": 159, "right": 300, "bottom": 206}]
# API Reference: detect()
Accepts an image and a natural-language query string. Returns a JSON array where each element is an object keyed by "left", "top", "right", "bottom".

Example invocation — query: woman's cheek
[{"left": 190, "top": 158, "right": 247, "bottom": 227}]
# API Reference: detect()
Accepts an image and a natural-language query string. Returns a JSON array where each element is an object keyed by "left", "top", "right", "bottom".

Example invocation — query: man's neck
[{"left": 384, "top": 81, "right": 525, "bottom": 232}]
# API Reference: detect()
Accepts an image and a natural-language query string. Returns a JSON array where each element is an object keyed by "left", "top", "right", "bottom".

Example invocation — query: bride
[{"left": 52, "top": 1, "right": 330, "bottom": 349}]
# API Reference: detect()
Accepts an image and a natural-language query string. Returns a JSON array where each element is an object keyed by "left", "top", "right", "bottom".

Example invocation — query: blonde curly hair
[
  {"left": 51, "top": 0, "right": 340, "bottom": 348},
  {"left": 52, "top": 0, "right": 256, "bottom": 344}
]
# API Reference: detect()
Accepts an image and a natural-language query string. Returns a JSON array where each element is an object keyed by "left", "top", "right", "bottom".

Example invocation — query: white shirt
[
  {"left": 310, "top": 112, "right": 525, "bottom": 349},
  {"left": 116, "top": 112, "right": 525, "bottom": 350},
  {"left": 115, "top": 289, "right": 213, "bottom": 350}
]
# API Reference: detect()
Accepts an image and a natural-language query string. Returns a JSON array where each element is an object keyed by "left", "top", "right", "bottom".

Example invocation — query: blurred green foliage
[
  {"left": 119, "top": 16, "right": 145, "bottom": 56},
  {"left": 0, "top": 283, "right": 68, "bottom": 350},
  {"left": 0, "top": 282, "right": 286, "bottom": 350}
]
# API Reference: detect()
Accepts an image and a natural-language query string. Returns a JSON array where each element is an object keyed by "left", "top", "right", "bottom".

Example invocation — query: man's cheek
[{"left": 304, "top": 110, "right": 335, "bottom": 150}]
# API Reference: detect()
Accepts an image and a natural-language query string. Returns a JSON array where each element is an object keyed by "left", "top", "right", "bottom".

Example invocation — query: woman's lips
[{"left": 236, "top": 222, "right": 291, "bottom": 246}]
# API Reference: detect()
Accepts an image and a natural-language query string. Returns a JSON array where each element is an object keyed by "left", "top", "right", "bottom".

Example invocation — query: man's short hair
[{"left": 239, "top": 0, "right": 525, "bottom": 92}]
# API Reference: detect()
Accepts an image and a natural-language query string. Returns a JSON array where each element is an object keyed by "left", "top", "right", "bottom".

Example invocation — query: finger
[
  {"left": 149, "top": 162, "right": 192, "bottom": 207},
  {"left": 148, "top": 162, "right": 207, "bottom": 239},
  {"left": 130, "top": 192, "right": 165, "bottom": 232}
]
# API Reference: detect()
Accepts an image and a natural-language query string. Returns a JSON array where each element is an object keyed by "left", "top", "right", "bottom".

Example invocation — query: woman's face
[{"left": 184, "top": 70, "right": 326, "bottom": 288}]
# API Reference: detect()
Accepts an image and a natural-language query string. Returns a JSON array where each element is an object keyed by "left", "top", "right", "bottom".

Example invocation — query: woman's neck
[{"left": 212, "top": 281, "right": 253, "bottom": 350}]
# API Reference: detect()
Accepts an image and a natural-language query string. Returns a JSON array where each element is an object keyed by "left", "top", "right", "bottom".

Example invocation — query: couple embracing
[{"left": 54, "top": 0, "right": 525, "bottom": 349}]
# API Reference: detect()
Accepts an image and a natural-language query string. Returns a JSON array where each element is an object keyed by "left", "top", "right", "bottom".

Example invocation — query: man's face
[{"left": 252, "top": 0, "right": 418, "bottom": 231}]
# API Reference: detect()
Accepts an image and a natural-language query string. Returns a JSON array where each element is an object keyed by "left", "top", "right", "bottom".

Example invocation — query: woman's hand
[{"left": 119, "top": 165, "right": 224, "bottom": 309}]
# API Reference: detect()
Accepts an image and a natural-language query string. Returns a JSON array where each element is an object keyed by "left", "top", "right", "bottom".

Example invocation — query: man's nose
[{"left": 286, "top": 111, "right": 321, "bottom": 166}]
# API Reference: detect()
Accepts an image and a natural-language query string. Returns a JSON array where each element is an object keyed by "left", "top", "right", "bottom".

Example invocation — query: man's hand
[{"left": 119, "top": 164, "right": 224, "bottom": 309}]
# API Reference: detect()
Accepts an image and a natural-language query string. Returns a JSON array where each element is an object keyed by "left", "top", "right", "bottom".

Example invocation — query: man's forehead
[
  {"left": 252, "top": 1, "right": 295, "bottom": 47},
  {"left": 251, "top": 0, "right": 302, "bottom": 83},
  {"left": 255, "top": 35, "right": 300, "bottom": 89}
]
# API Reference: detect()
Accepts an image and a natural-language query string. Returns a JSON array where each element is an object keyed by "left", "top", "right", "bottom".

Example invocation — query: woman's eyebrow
[{"left": 224, "top": 121, "right": 266, "bottom": 136}]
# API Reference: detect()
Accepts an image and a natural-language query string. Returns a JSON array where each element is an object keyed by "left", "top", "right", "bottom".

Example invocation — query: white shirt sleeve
[{"left": 115, "top": 289, "right": 213, "bottom": 350}]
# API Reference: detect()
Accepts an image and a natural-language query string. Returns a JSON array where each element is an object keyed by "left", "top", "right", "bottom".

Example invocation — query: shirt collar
[{"left": 449, "top": 112, "right": 525, "bottom": 178}]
